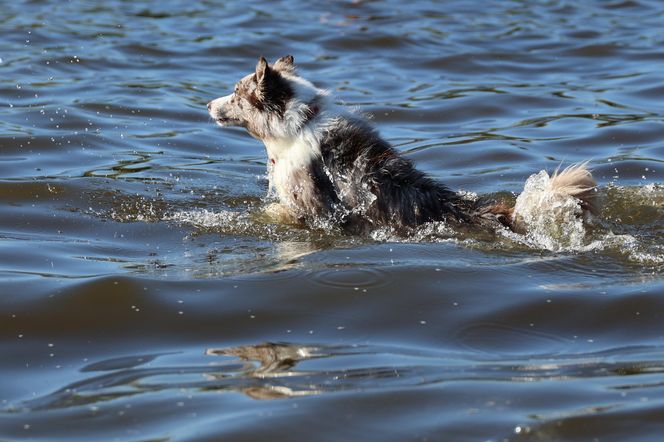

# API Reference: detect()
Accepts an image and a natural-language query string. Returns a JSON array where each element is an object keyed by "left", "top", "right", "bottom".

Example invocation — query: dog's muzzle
[{"left": 207, "top": 98, "right": 239, "bottom": 126}]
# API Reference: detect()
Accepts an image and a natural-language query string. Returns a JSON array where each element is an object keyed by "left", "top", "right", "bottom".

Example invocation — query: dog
[{"left": 207, "top": 55, "right": 598, "bottom": 234}]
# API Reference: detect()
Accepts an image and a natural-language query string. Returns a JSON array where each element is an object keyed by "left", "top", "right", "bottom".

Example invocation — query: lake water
[{"left": 1, "top": 1, "right": 663, "bottom": 440}]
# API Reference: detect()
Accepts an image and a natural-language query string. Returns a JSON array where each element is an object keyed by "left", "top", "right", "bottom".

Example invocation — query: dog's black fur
[{"left": 317, "top": 116, "right": 479, "bottom": 230}]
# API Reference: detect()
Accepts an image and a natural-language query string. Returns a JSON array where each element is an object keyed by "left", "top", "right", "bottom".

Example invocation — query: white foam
[
  {"left": 370, "top": 221, "right": 458, "bottom": 244},
  {"left": 164, "top": 209, "right": 280, "bottom": 239},
  {"left": 166, "top": 209, "right": 249, "bottom": 229}
]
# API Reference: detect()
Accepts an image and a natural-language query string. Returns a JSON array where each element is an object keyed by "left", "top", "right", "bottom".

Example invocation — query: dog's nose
[{"left": 207, "top": 102, "right": 212, "bottom": 111}]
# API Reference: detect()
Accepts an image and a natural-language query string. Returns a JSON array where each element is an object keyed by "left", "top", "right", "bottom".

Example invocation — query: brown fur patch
[
  {"left": 235, "top": 58, "right": 294, "bottom": 116},
  {"left": 483, "top": 203, "right": 515, "bottom": 229}
]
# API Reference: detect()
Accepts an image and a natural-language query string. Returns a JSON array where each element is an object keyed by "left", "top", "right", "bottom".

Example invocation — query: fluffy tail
[
  {"left": 547, "top": 162, "right": 599, "bottom": 214},
  {"left": 483, "top": 163, "right": 599, "bottom": 233}
]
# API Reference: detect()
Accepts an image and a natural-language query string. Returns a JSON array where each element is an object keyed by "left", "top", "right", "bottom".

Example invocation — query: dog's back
[{"left": 317, "top": 115, "right": 474, "bottom": 230}]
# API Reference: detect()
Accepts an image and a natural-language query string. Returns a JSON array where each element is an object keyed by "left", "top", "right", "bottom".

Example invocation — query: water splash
[
  {"left": 94, "top": 179, "right": 662, "bottom": 268},
  {"left": 495, "top": 178, "right": 663, "bottom": 266},
  {"left": 512, "top": 170, "right": 588, "bottom": 251},
  {"left": 166, "top": 208, "right": 256, "bottom": 232}
]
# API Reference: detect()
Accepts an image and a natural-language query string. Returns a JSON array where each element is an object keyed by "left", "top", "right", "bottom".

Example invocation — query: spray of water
[{"left": 97, "top": 177, "right": 663, "bottom": 268}]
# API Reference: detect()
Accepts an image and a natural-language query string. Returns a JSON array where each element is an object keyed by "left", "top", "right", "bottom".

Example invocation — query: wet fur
[{"left": 208, "top": 56, "right": 598, "bottom": 233}]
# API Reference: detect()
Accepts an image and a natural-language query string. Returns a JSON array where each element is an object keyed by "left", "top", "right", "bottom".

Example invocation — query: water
[{"left": 1, "top": 0, "right": 663, "bottom": 440}]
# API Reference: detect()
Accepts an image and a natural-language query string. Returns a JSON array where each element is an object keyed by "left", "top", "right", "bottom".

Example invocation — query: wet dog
[{"left": 207, "top": 55, "right": 598, "bottom": 234}]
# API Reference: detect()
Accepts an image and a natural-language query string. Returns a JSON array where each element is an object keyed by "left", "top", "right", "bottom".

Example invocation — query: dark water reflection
[{"left": 1, "top": 0, "right": 664, "bottom": 440}]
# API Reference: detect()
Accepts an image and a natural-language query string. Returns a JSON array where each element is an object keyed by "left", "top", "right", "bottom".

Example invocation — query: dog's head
[{"left": 207, "top": 55, "right": 321, "bottom": 140}]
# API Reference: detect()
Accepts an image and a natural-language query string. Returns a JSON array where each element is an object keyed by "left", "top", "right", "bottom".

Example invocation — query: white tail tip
[{"left": 549, "top": 162, "right": 599, "bottom": 215}]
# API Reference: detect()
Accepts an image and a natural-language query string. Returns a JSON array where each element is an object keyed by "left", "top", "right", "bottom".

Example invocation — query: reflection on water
[{"left": 14, "top": 342, "right": 664, "bottom": 410}]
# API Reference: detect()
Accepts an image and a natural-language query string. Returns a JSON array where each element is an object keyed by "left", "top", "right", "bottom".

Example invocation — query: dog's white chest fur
[{"left": 264, "top": 136, "right": 321, "bottom": 211}]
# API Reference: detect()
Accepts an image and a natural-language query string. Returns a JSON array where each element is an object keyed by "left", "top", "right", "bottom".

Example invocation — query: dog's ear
[
  {"left": 274, "top": 55, "right": 295, "bottom": 74},
  {"left": 255, "top": 56, "right": 270, "bottom": 84}
]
